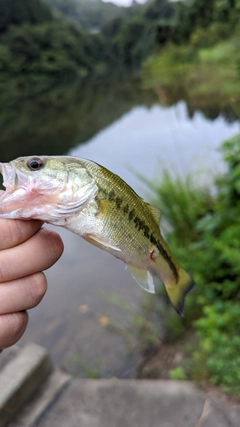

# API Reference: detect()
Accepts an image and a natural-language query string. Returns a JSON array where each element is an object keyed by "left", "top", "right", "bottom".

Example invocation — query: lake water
[
  {"left": 70, "top": 101, "right": 238, "bottom": 192},
  {"left": 4, "top": 80, "right": 239, "bottom": 377}
]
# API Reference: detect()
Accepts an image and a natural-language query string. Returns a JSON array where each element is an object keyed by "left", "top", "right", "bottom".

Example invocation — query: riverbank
[
  {"left": 133, "top": 134, "right": 240, "bottom": 397},
  {"left": 142, "top": 34, "right": 240, "bottom": 120}
]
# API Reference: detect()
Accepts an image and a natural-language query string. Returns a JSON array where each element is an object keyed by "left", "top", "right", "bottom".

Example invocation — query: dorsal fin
[{"left": 145, "top": 203, "right": 161, "bottom": 224}]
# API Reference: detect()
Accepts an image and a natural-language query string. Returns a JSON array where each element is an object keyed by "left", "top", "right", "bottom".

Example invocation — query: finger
[
  {"left": 0, "top": 228, "right": 64, "bottom": 282},
  {"left": 0, "top": 272, "right": 47, "bottom": 314},
  {"left": 0, "top": 311, "right": 28, "bottom": 348},
  {"left": 0, "top": 219, "right": 43, "bottom": 250}
]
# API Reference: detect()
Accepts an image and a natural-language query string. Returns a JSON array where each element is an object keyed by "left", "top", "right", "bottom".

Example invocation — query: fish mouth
[
  {"left": 0, "top": 162, "right": 17, "bottom": 190},
  {"left": 0, "top": 162, "right": 30, "bottom": 218}
]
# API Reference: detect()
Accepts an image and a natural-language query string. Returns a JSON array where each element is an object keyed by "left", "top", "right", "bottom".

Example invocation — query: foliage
[
  {"left": 115, "top": 17, "right": 156, "bottom": 69},
  {"left": 142, "top": 32, "right": 240, "bottom": 116},
  {"left": 0, "top": 0, "right": 176, "bottom": 96},
  {"left": 141, "top": 170, "right": 216, "bottom": 243},
  {"left": 43, "top": 0, "right": 140, "bottom": 31},
  {"left": 2, "top": 0, "right": 239, "bottom": 97},
  {"left": 100, "top": 0, "right": 175, "bottom": 70},
  {"left": 141, "top": 0, "right": 240, "bottom": 115},
  {"left": 194, "top": 302, "right": 240, "bottom": 394},
  {"left": 171, "top": 0, "right": 238, "bottom": 44},
  {"left": 0, "top": 18, "right": 110, "bottom": 96},
  {"left": 1, "top": 22, "right": 107, "bottom": 78},
  {"left": 148, "top": 134, "right": 240, "bottom": 394},
  {"left": 169, "top": 367, "right": 187, "bottom": 381},
  {"left": 0, "top": 0, "right": 53, "bottom": 34}
]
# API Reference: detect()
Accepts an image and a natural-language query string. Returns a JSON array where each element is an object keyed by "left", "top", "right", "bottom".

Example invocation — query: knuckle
[
  {"left": 28, "top": 272, "right": 48, "bottom": 307},
  {"left": 39, "top": 228, "right": 64, "bottom": 260},
  {"left": 0, "top": 219, "right": 41, "bottom": 249},
  {"left": 0, "top": 253, "right": 11, "bottom": 282},
  {"left": 0, "top": 312, "right": 28, "bottom": 348},
  {"left": 7, "top": 220, "right": 25, "bottom": 247},
  {"left": 11, "top": 312, "right": 28, "bottom": 341}
]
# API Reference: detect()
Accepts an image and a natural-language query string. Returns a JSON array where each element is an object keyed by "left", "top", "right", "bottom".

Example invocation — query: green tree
[
  {"left": 116, "top": 17, "right": 156, "bottom": 69},
  {"left": 102, "top": 16, "right": 124, "bottom": 39},
  {"left": 0, "top": 0, "right": 52, "bottom": 33},
  {"left": 43, "top": 0, "right": 136, "bottom": 31},
  {"left": 144, "top": 0, "right": 174, "bottom": 21},
  {"left": 0, "top": 22, "right": 108, "bottom": 90}
]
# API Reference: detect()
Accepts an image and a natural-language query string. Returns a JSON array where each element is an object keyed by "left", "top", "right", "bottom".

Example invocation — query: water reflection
[
  {"left": 3, "top": 79, "right": 239, "bottom": 377},
  {"left": 0, "top": 78, "right": 157, "bottom": 162},
  {"left": 70, "top": 101, "right": 239, "bottom": 194},
  {"left": 0, "top": 78, "right": 239, "bottom": 163}
]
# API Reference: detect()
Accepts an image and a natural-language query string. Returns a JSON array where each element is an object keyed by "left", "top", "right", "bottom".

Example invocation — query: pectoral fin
[
  {"left": 85, "top": 234, "right": 122, "bottom": 252},
  {"left": 128, "top": 265, "right": 155, "bottom": 293}
]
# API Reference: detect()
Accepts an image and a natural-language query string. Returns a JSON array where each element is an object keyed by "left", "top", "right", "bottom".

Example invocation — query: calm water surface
[{"left": 11, "top": 83, "right": 239, "bottom": 377}]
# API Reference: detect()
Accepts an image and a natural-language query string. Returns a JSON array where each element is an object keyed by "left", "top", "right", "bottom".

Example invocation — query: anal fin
[{"left": 128, "top": 265, "right": 155, "bottom": 294}]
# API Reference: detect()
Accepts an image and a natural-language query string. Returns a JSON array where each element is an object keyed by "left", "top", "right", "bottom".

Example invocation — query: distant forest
[
  {"left": 43, "top": 0, "right": 142, "bottom": 30},
  {"left": 0, "top": 0, "right": 239, "bottom": 95}
]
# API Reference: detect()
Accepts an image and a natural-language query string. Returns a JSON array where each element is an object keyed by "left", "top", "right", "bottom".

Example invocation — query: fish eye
[{"left": 27, "top": 157, "right": 45, "bottom": 171}]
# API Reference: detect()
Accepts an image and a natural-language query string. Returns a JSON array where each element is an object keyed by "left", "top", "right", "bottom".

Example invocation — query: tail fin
[{"left": 165, "top": 267, "right": 195, "bottom": 316}]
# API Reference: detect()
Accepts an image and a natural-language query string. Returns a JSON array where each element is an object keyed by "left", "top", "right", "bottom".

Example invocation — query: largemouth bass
[{"left": 0, "top": 156, "right": 195, "bottom": 315}]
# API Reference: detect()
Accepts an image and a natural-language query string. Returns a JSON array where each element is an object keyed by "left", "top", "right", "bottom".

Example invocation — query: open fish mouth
[
  {"left": 0, "top": 162, "right": 31, "bottom": 218},
  {"left": 0, "top": 158, "right": 99, "bottom": 221},
  {"left": 0, "top": 162, "right": 17, "bottom": 190},
  {"left": 0, "top": 161, "right": 35, "bottom": 191}
]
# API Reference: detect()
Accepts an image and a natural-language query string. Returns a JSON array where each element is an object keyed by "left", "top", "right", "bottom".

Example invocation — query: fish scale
[
  {"left": 85, "top": 161, "right": 178, "bottom": 275},
  {"left": 0, "top": 155, "right": 195, "bottom": 315}
]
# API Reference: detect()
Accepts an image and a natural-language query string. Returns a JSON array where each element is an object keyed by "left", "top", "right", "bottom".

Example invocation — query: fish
[{"left": 0, "top": 155, "right": 195, "bottom": 315}]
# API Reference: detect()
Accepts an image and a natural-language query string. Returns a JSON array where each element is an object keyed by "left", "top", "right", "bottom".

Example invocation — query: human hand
[{"left": 0, "top": 219, "right": 63, "bottom": 350}]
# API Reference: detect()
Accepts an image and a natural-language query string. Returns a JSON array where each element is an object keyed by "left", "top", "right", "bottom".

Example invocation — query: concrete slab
[
  {"left": 0, "top": 343, "right": 53, "bottom": 426},
  {"left": 12, "top": 370, "right": 71, "bottom": 427},
  {"left": 1, "top": 342, "right": 240, "bottom": 427},
  {"left": 206, "top": 392, "right": 240, "bottom": 427},
  {"left": 0, "top": 346, "right": 19, "bottom": 371},
  {"left": 36, "top": 379, "right": 217, "bottom": 427}
]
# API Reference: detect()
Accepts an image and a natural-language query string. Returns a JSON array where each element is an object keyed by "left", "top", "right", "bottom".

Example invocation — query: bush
[
  {"left": 0, "top": 21, "right": 109, "bottom": 95},
  {"left": 148, "top": 133, "right": 240, "bottom": 394}
]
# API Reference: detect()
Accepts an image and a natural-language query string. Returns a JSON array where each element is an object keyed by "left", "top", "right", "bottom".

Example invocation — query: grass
[{"left": 135, "top": 134, "right": 240, "bottom": 395}]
